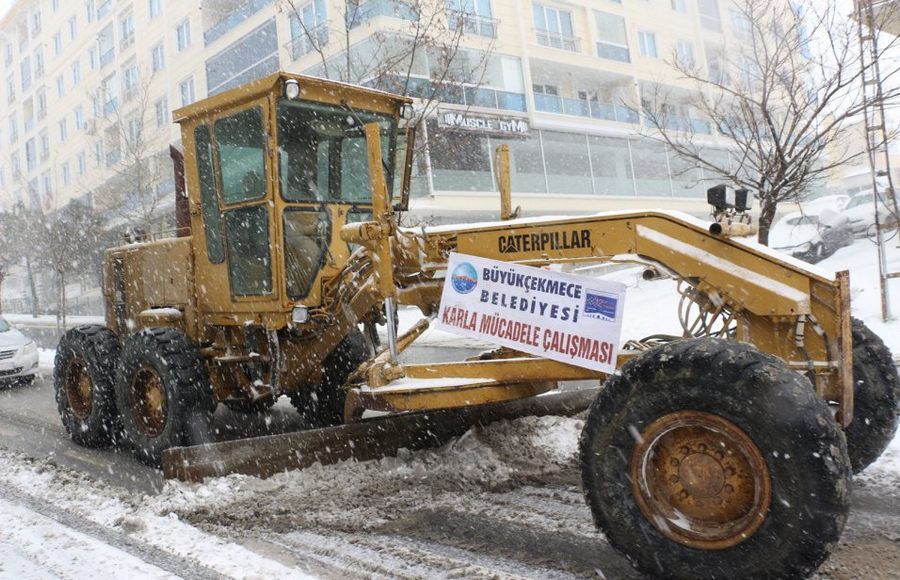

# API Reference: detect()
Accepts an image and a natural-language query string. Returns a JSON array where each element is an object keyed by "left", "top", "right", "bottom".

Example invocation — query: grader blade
[{"left": 161, "top": 388, "right": 597, "bottom": 482}]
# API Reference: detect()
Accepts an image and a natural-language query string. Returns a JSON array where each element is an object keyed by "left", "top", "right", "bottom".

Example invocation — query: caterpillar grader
[{"left": 54, "top": 72, "right": 898, "bottom": 579}]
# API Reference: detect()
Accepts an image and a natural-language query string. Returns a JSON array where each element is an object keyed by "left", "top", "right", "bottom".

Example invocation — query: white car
[
  {"left": 0, "top": 318, "right": 39, "bottom": 384},
  {"left": 769, "top": 209, "right": 854, "bottom": 263}
]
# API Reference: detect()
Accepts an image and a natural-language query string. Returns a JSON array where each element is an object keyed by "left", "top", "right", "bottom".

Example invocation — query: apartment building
[{"left": 0, "top": 0, "right": 754, "bottom": 224}]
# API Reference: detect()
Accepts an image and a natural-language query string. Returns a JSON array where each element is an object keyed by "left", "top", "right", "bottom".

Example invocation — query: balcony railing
[
  {"left": 348, "top": 0, "right": 417, "bottom": 28},
  {"left": 535, "top": 29, "right": 580, "bottom": 52},
  {"left": 596, "top": 41, "right": 630, "bottom": 63},
  {"left": 204, "top": 0, "right": 273, "bottom": 46},
  {"left": 534, "top": 93, "right": 637, "bottom": 124},
  {"left": 373, "top": 74, "right": 527, "bottom": 112},
  {"left": 446, "top": 10, "right": 498, "bottom": 38},
  {"left": 644, "top": 115, "right": 712, "bottom": 134},
  {"left": 285, "top": 24, "right": 328, "bottom": 61}
]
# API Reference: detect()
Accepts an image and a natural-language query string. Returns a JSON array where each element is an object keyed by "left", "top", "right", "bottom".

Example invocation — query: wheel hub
[
  {"left": 630, "top": 411, "right": 771, "bottom": 550},
  {"left": 64, "top": 359, "right": 92, "bottom": 419},
  {"left": 130, "top": 366, "right": 168, "bottom": 437}
]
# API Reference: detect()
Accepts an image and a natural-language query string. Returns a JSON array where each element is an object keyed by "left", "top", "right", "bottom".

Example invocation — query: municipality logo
[
  {"left": 584, "top": 290, "right": 618, "bottom": 321},
  {"left": 451, "top": 262, "right": 478, "bottom": 294}
]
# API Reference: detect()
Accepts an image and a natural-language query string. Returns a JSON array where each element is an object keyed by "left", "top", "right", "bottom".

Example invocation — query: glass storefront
[{"left": 426, "top": 122, "right": 732, "bottom": 198}]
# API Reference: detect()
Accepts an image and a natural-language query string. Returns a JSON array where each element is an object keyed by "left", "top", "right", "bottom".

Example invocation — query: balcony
[
  {"left": 446, "top": 10, "right": 497, "bottom": 38},
  {"left": 534, "top": 93, "right": 637, "bottom": 124},
  {"left": 348, "top": 0, "right": 417, "bottom": 28},
  {"left": 596, "top": 41, "right": 630, "bottom": 63},
  {"left": 394, "top": 76, "right": 526, "bottom": 112},
  {"left": 644, "top": 115, "right": 712, "bottom": 134},
  {"left": 285, "top": 24, "right": 328, "bottom": 61},
  {"left": 204, "top": 0, "right": 273, "bottom": 46},
  {"left": 535, "top": 29, "right": 579, "bottom": 52}
]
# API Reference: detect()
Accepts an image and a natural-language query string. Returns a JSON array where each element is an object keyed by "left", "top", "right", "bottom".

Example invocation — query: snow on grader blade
[{"left": 52, "top": 72, "right": 899, "bottom": 579}]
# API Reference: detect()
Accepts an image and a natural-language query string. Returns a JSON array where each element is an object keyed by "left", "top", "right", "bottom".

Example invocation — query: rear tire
[
  {"left": 846, "top": 318, "right": 900, "bottom": 473},
  {"left": 290, "top": 330, "right": 369, "bottom": 427},
  {"left": 54, "top": 325, "right": 121, "bottom": 447},
  {"left": 579, "top": 338, "right": 850, "bottom": 579},
  {"left": 115, "top": 328, "right": 214, "bottom": 467}
]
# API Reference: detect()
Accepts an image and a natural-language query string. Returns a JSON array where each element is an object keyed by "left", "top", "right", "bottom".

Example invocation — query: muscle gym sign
[
  {"left": 434, "top": 253, "right": 626, "bottom": 373},
  {"left": 438, "top": 111, "right": 529, "bottom": 135}
]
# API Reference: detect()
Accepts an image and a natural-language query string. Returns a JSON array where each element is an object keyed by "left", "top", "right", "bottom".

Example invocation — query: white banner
[{"left": 433, "top": 253, "right": 626, "bottom": 373}]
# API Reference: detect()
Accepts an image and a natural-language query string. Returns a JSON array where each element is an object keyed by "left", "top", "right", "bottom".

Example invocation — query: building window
[
  {"left": 121, "top": 12, "right": 135, "bottom": 49},
  {"left": 288, "top": 1, "right": 328, "bottom": 60},
  {"left": 638, "top": 31, "right": 658, "bottom": 58},
  {"left": 52, "top": 0, "right": 60, "bottom": 11},
  {"left": 40, "top": 131, "right": 50, "bottom": 161},
  {"left": 176, "top": 19, "right": 191, "bottom": 52},
  {"left": 123, "top": 60, "right": 139, "bottom": 100},
  {"left": 94, "top": 141, "right": 103, "bottom": 166},
  {"left": 69, "top": 16, "right": 78, "bottom": 40},
  {"left": 155, "top": 97, "right": 168, "bottom": 128},
  {"left": 8, "top": 116, "right": 17, "bottom": 144},
  {"left": 446, "top": 0, "right": 497, "bottom": 38},
  {"left": 595, "top": 11, "right": 629, "bottom": 62},
  {"left": 676, "top": 39, "right": 694, "bottom": 67},
  {"left": 59, "top": 119, "right": 68, "bottom": 142},
  {"left": 533, "top": 4, "right": 578, "bottom": 52},
  {"left": 85, "top": 0, "right": 95, "bottom": 23},
  {"left": 77, "top": 151, "right": 86, "bottom": 175},
  {"left": 20, "top": 57, "right": 31, "bottom": 91},
  {"left": 6, "top": 76, "right": 14, "bottom": 103},
  {"left": 99, "top": 24, "right": 114, "bottom": 66},
  {"left": 179, "top": 76, "right": 194, "bottom": 106},
  {"left": 74, "top": 106, "right": 84, "bottom": 131},
  {"left": 52, "top": 32, "right": 62, "bottom": 55},
  {"left": 25, "top": 138, "right": 37, "bottom": 171},
  {"left": 36, "top": 90, "right": 47, "bottom": 119},
  {"left": 149, "top": 0, "right": 162, "bottom": 18},
  {"left": 671, "top": 0, "right": 687, "bottom": 12},
  {"left": 126, "top": 115, "right": 140, "bottom": 141},
  {"left": 33, "top": 48, "right": 44, "bottom": 78},
  {"left": 89, "top": 47, "right": 97, "bottom": 69},
  {"left": 97, "top": 0, "right": 112, "bottom": 19},
  {"left": 730, "top": 9, "right": 751, "bottom": 37},
  {"left": 72, "top": 60, "right": 81, "bottom": 85},
  {"left": 102, "top": 73, "right": 118, "bottom": 115},
  {"left": 61, "top": 161, "right": 71, "bottom": 186},
  {"left": 151, "top": 42, "right": 165, "bottom": 72},
  {"left": 698, "top": 0, "right": 721, "bottom": 32},
  {"left": 56, "top": 75, "right": 65, "bottom": 98}
]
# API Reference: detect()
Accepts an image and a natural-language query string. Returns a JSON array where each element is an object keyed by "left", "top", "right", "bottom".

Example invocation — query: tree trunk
[
  {"left": 757, "top": 196, "right": 779, "bottom": 247},
  {"left": 59, "top": 271, "right": 67, "bottom": 332},
  {"left": 0, "top": 275, "right": 4, "bottom": 315},
  {"left": 25, "top": 257, "right": 39, "bottom": 317}
]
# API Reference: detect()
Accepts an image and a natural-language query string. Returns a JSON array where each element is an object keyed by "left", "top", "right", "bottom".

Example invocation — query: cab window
[
  {"left": 215, "top": 106, "right": 266, "bottom": 204},
  {"left": 194, "top": 124, "right": 225, "bottom": 263}
]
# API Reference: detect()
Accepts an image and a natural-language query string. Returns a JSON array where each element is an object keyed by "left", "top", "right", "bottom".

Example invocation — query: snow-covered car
[
  {"left": 843, "top": 192, "right": 880, "bottom": 235},
  {"left": 0, "top": 318, "right": 39, "bottom": 385},
  {"left": 802, "top": 194, "right": 850, "bottom": 213},
  {"left": 769, "top": 208, "right": 853, "bottom": 263}
]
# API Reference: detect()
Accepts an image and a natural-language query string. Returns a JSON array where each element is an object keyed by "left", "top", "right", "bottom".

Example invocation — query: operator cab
[{"left": 174, "top": 72, "right": 413, "bottom": 320}]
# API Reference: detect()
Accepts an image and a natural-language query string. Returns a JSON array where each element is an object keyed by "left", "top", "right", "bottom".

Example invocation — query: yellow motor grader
[{"left": 54, "top": 72, "right": 898, "bottom": 579}]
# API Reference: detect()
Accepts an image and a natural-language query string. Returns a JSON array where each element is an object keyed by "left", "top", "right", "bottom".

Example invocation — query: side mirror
[{"left": 392, "top": 125, "right": 416, "bottom": 212}]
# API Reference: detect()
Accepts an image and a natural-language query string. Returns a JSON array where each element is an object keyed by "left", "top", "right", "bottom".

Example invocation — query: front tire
[
  {"left": 116, "top": 328, "right": 214, "bottom": 467},
  {"left": 579, "top": 338, "right": 850, "bottom": 579},
  {"left": 54, "top": 325, "right": 121, "bottom": 447},
  {"left": 846, "top": 318, "right": 900, "bottom": 473}
]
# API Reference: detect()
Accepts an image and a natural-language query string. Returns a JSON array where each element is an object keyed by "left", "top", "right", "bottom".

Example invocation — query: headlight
[
  {"left": 291, "top": 306, "right": 309, "bottom": 324},
  {"left": 21, "top": 340, "right": 37, "bottom": 355}
]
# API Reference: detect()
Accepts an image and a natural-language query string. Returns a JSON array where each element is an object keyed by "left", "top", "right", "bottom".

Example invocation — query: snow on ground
[{"left": 2, "top": 236, "right": 899, "bottom": 578}]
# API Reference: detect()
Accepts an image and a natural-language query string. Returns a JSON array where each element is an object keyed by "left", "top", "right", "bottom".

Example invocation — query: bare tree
[
  {"left": 88, "top": 75, "right": 170, "bottom": 236},
  {"left": 280, "top": 0, "right": 497, "bottom": 124},
  {"left": 639, "top": 0, "right": 900, "bottom": 245}
]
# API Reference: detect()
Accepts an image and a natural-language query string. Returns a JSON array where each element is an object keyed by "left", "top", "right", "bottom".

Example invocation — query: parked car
[
  {"left": 769, "top": 208, "right": 854, "bottom": 263},
  {"left": 0, "top": 317, "right": 39, "bottom": 385},
  {"left": 802, "top": 194, "right": 851, "bottom": 213},
  {"left": 844, "top": 191, "right": 896, "bottom": 237}
]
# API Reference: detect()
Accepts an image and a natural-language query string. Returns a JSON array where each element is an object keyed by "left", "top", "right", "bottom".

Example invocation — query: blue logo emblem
[
  {"left": 584, "top": 290, "right": 618, "bottom": 321},
  {"left": 451, "top": 262, "right": 478, "bottom": 294}
]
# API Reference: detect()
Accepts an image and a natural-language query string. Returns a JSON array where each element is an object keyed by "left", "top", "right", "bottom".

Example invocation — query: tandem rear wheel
[{"left": 579, "top": 337, "right": 851, "bottom": 579}]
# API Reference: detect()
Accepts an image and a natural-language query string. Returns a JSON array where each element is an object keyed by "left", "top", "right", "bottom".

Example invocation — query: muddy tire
[
  {"left": 290, "top": 330, "right": 369, "bottom": 427},
  {"left": 579, "top": 337, "right": 850, "bottom": 579},
  {"left": 115, "top": 328, "right": 214, "bottom": 467},
  {"left": 54, "top": 325, "right": 121, "bottom": 447},
  {"left": 846, "top": 318, "right": 900, "bottom": 473}
]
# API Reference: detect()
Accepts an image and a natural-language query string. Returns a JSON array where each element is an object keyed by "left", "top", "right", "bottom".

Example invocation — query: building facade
[{"left": 0, "top": 0, "right": 755, "bottom": 225}]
